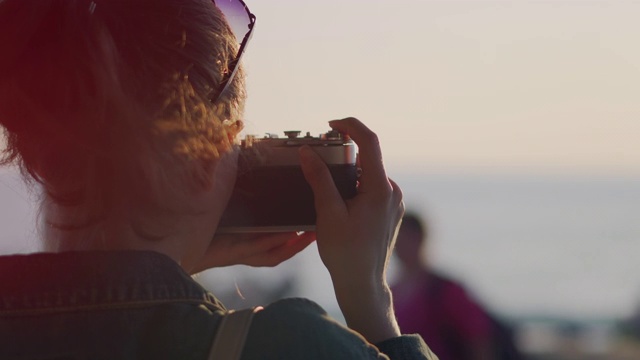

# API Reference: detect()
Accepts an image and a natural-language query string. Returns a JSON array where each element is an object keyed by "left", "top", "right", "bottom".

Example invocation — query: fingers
[
  {"left": 299, "top": 145, "right": 347, "bottom": 216},
  {"left": 203, "top": 232, "right": 316, "bottom": 269},
  {"left": 241, "top": 232, "right": 300, "bottom": 253},
  {"left": 226, "top": 232, "right": 302, "bottom": 262},
  {"left": 389, "top": 178, "right": 405, "bottom": 232},
  {"left": 388, "top": 178, "right": 405, "bottom": 249},
  {"left": 388, "top": 178, "right": 404, "bottom": 210},
  {"left": 329, "top": 118, "right": 388, "bottom": 191},
  {"left": 244, "top": 232, "right": 316, "bottom": 267}
]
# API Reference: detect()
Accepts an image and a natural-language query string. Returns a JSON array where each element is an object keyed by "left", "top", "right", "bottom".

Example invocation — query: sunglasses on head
[{"left": 211, "top": 0, "right": 256, "bottom": 104}]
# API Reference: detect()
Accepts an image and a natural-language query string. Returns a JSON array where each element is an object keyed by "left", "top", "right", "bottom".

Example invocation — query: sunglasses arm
[{"left": 211, "top": 14, "right": 256, "bottom": 104}]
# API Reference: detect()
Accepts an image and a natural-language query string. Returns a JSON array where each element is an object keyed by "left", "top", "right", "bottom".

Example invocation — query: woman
[{"left": 0, "top": 0, "right": 436, "bottom": 359}]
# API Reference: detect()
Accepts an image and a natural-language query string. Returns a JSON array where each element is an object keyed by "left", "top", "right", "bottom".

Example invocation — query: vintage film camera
[{"left": 217, "top": 130, "right": 358, "bottom": 233}]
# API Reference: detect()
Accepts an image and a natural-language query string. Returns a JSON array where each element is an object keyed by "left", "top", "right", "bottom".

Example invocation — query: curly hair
[{"left": 0, "top": 0, "right": 246, "bottom": 233}]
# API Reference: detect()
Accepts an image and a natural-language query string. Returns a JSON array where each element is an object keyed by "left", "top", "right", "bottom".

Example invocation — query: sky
[
  {"left": 240, "top": 0, "right": 640, "bottom": 176},
  {"left": 1, "top": 1, "right": 638, "bottom": 175}
]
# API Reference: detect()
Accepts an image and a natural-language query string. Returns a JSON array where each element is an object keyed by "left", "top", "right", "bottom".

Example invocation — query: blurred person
[
  {"left": 621, "top": 301, "right": 640, "bottom": 340},
  {"left": 392, "top": 213, "right": 498, "bottom": 360},
  {"left": 0, "top": 0, "right": 437, "bottom": 359}
]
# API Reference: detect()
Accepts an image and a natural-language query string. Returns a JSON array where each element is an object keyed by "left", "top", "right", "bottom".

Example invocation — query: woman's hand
[
  {"left": 300, "top": 117, "right": 404, "bottom": 343},
  {"left": 190, "top": 232, "right": 315, "bottom": 274}
]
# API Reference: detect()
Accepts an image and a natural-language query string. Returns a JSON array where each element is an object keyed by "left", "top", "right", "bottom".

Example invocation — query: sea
[{"left": 1, "top": 167, "right": 639, "bottom": 326}]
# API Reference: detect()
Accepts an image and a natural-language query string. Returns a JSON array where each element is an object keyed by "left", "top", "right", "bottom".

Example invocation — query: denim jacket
[{"left": 0, "top": 251, "right": 436, "bottom": 360}]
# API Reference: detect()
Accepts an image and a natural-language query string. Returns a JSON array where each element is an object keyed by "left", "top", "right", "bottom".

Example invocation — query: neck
[{"left": 41, "top": 200, "right": 197, "bottom": 269}]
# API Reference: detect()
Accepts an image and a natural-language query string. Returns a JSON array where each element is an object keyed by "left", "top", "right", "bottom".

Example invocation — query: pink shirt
[{"left": 393, "top": 273, "right": 492, "bottom": 360}]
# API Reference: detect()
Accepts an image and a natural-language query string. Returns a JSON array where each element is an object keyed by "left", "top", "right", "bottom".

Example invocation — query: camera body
[{"left": 217, "top": 130, "right": 358, "bottom": 233}]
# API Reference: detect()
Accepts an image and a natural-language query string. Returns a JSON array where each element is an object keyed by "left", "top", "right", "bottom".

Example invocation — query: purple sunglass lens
[{"left": 214, "top": 0, "right": 251, "bottom": 44}]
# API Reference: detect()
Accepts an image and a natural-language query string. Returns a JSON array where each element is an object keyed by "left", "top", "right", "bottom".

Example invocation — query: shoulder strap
[{"left": 208, "top": 306, "right": 264, "bottom": 360}]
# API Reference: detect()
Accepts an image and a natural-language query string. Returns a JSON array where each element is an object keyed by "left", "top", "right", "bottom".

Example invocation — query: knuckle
[
  {"left": 387, "top": 178, "right": 403, "bottom": 206},
  {"left": 366, "top": 130, "right": 380, "bottom": 147},
  {"left": 393, "top": 186, "right": 404, "bottom": 206},
  {"left": 371, "top": 183, "right": 393, "bottom": 202},
  {"left": 398, "top": 200, "right": 406, "bottom": 217},
  {"left": 381, "top": 183, "right": 394, "bottom": 198}
]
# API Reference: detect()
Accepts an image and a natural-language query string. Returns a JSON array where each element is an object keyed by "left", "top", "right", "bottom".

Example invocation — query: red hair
[{"left": 0, "top": 0, "right": 245, "bottom": 231}]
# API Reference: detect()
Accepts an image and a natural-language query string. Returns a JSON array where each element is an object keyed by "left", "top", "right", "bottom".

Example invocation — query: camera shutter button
[{"left": 284, "top": 131, "right": 301, "bottom": 139}]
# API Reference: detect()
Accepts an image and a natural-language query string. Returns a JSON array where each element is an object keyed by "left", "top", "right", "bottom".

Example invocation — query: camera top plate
[{"left": 239, "top": 130, "right": 357, "bottom": 167}]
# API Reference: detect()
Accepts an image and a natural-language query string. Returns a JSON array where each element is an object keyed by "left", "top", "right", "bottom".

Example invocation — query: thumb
[{"left": 299, "top": 145, "right": 345, "bottom": 214}]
